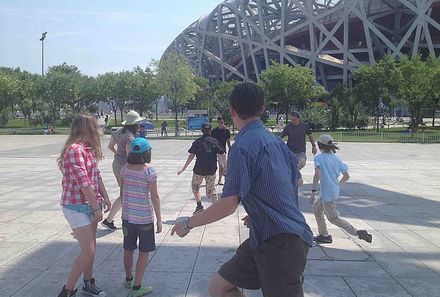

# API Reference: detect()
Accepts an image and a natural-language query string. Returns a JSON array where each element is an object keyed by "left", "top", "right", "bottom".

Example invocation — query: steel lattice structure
[{"left": 164, "top": 0, "right": 440, "bottom": 89}]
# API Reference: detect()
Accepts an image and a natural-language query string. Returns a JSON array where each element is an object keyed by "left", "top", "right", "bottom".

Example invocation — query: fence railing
[{"left": 330, "top": 131, "right": 440, "bottom": 144}]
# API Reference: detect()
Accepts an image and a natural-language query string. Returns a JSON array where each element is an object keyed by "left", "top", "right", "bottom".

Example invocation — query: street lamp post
[{"left": 40, "top": 32, "right": 47, "bottom": 76}]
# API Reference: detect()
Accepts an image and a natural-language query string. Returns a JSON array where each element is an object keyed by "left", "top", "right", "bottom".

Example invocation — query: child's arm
[
  {"left": 149, "top": 180, "right": 162, "bottom": 233},
  {"left": 339, "top": 172, "right": 350, "bottom": 186},
  {"left": 119, "top": 177, "right": 124, "bottom": 204},
  {"left": 310, "top": 167, "right": 321, "bottom": 204},
  {"left": 177, "top": 154, "right": 195, "bottom": 175}
]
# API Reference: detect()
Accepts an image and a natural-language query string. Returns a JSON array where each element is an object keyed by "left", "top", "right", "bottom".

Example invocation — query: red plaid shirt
[{"left": 60, "top": 142, "right": 103, "bottom": 205}]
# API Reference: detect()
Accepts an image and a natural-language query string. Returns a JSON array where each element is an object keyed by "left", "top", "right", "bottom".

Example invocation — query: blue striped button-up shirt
[{"left": 222, "top": 120, "right": 313, "bottom": 249}]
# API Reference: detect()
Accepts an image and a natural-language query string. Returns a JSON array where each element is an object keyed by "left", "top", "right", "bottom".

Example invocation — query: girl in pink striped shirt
[{"left": 120, "top": 137, "right": 162, "bottom": 297}]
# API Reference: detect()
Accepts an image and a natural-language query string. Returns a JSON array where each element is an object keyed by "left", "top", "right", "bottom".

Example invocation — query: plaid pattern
[{"left": 60, "top": 142, "right": 102, "bottom": 206}]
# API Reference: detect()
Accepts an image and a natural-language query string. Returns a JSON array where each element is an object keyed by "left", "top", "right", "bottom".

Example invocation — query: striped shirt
[
  {"left": 222, "top": 120, "right": 313, "bottom": 249},
  {"left": 60, "top": 142, "right": 102, "bottom": 206},
  {"left": 121, "top": 165, "right": 157, "bottom": 225}
]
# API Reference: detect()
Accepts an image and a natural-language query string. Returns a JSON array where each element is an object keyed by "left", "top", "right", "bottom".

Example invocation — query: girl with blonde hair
[{"left": 58, "top": 114, "right": 111, "bottom": 297}]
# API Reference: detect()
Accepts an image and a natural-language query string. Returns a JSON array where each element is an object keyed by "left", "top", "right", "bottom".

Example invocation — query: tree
[
  {"left": 331, "top": 84, "right": 368, "bottom": 129},
  {"left": 46, "top": 63, "right": 82, "bottom": 113},
  {"left": 97, "top": 72, "right": 120, "bottom": 125},
  {"left": 211, "top": 80, "right": 239, "bottom": 125},
  {"left": 0, "top": 70, "right": 19, "bottom": 127},
  {"left": 398, "top": 56, "right": 436, "bottom": 131},
  {"left": 260, "top": 62, "right": 325, "bottom": 123},
  {"left": 353, "top": 56, "right": 401, "bottom": 131},
  {"left": 157, "top": 53, "right": 198, "bottom": 136},
  {"left": 130, "top": 66, "right": 159, "bottom": 118}
]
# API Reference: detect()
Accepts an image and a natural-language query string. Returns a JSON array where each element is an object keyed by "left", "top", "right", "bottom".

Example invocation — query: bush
[{"left": 61, "top": 106, "right": 76, "bottom": 126}]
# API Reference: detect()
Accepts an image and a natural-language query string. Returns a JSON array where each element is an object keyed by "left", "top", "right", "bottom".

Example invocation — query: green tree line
[{"left": 1, "top": 54, "right": 439, "bottom": 133}]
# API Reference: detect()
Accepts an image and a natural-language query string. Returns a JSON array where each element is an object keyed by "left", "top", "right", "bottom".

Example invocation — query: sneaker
[
  {"left": 130, "top": 285, "right": 153, "bottom": 297},
  {"left": 82, "top": 278, "right": 106, "bottom": 296},
  {"left": 193, "top": 205, "right": 204, "bottom": 215},
  {"left": 357, "top": 230, "right": 373, "bottom": 243},
  {"left": 58, "top": 285, "right": 77, "bottom": 297},
  {"left": 218, "top": 181, "right": 224, "bottom": 185},
  {"left": 124, "top": 277, "right": 133, "bottom": 289},
  {"left": 101, "top": 219, "right": 116, "bottom": 230},
  {"left": 314, "top": 234, "right": 333, "bottom": 244}
]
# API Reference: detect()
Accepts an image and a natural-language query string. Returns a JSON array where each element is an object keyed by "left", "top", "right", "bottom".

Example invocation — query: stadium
[{"left": 164, "top": 0, "right": 440, "bottom": 90}]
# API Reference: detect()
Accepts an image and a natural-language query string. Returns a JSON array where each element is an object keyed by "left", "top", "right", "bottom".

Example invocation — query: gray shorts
[
  {"left": 112, "top": 159, "right": 125, "bottom": 186},
  {"left": 292, "top": 152, "right": 307, "bottom": 163}
]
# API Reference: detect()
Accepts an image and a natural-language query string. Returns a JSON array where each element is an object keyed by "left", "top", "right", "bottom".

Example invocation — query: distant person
[
  {"left": 310, "top": 134, "right": 372, "bottom": 244},
  {"left": 171, "top": 83, "right": 312, "bottom": 297},
  {"left": 161, "top": 121, "right": 168, "bottom": 137},
  {"left": 177, "top": 122, "right": 226, "bottom": 214},
  {"left": 102, "top": 110, "right": 144, "bottom": 230},
  {"left": 121, "top": 138, "right": 162, "bottom": 297},
  {"left": 138, "top": 123, "right": 147, "bottom": 138},
  {"left": 281, "top": 111, "right": 317, "bottom": 170},
  {"left": 211, "top": 116, "right": 231, "bottom": 185},
  {"left": 57, "top": 114, "right": 112, "bottom": 297},
  {"left": 104, "top": 114, "right": 109, "bottom": 127}
]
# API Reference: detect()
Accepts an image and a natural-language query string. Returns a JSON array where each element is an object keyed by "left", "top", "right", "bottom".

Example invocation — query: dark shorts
[
  {"left": 122, "top": 220, "right": 156, "bottom": 253},
  {"left": 218, "top": 233, "right": 309, "bottom": 297}
]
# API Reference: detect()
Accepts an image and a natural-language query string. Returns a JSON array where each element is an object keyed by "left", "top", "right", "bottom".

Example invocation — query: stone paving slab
[{"left": 0, "top": 136, "right": 439, "bottom": 296}]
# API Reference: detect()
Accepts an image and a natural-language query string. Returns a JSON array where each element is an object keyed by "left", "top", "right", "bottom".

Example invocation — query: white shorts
[{"left": 62, "top": 207, "right": 94, "bottom": 230}]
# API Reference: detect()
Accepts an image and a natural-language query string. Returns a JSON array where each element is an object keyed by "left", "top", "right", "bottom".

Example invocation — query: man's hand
[
  {"left": 156, "top": 221, "right": 163, "bottom": 234},
  {"left": 177, "top": 169, "right": 184, "bottom": 176},
  {"left": 171, "top": 221, "right": 191, "bottom": 238},
  {"left": 312, "top": 146, "right": 318, "bottom": 155},
  {"left": 103, "top": 198, "right": 111, "bottom": 213},
  {"left": 242, "top": 215, "right": 251, "bottom": 228}
]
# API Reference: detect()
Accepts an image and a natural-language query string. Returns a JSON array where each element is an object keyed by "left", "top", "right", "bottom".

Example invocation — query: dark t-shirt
[
  {"left": 189, "top": 135, "right": 225, "bottom": 176},
  {"left": 281, "top": 122, "right": 312, "bottom": 153},
  {"left": 211, "top": 127, "right": 231, "bottom": 151}
]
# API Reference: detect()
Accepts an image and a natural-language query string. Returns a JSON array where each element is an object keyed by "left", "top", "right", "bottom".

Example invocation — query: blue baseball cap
[{"left": 130, "top": 137, "right": 152, "bottom": 154}]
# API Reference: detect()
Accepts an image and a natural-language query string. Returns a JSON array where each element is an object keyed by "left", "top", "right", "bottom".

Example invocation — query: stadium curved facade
[{"left": 164, "top": 0, "right": 440, "bottom": 89}]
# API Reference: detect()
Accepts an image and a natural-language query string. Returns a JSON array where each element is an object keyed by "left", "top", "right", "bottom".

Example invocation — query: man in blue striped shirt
[{"left": 172, "top": 82, "right": 313, "bottom": 297}]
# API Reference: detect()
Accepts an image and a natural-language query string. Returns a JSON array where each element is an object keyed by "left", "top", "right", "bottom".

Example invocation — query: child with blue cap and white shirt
[
  {"left": 310, "top": 134, "right": 372, "bottom": 244},
  {"left": 120, "top": 137, "right": 162, "bottom": 297}
]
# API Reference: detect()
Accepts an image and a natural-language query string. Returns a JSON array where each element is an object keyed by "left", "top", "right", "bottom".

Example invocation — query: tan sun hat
[{"left": 121, "top": 110, "right": 144, "bottom": 126}]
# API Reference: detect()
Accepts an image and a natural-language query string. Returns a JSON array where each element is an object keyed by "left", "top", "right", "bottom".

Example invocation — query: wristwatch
[{"left": 182, "top": 216, "right": 193, "bottom": 231}]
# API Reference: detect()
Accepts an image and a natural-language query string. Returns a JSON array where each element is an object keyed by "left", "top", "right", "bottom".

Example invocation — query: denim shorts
[
  {"left": 122, "top": 220, "right": 156, "bottom": 253},
  {"left": 62, "top": 206, "right": 94, "bottom": 229}
]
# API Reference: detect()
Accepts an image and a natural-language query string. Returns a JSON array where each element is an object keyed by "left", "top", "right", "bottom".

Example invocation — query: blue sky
[{"left": 0, "top": 0, "right": 221, "bottom": 76}]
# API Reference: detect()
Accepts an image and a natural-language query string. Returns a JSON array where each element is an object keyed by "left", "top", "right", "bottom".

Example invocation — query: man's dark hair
[
  {"left": 217, "top": 116, "right": 224, "bottom": 122},
  {"left": 229, "top": 82, "right": 264, "bottom": 120},
  {"left": 201, "top": 128, "right": 211, "bottom": 135},
  {"left": 127, "top": 150, "right": 152, "bottom": 164},
  {"left": 290, "top": 111, "right": 301, "bottom": 118}
]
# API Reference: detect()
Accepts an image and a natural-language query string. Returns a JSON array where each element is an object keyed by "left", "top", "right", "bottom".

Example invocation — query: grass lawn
[{"left": 2, "top": 118, "right": 439, "bottom": 143}]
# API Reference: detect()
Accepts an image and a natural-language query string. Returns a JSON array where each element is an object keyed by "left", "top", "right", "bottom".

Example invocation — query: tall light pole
[{"left": 40, "top": 32, "right": 47, "bottom": 76}]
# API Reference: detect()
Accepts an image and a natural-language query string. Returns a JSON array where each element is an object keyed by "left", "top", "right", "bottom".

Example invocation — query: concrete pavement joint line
[
  {"left": 342, "top": 276, "right": 358, "bottom": 297},
  {"left": 184, "top": 209, "right": 208, "bottom": 297},
  {"left": 365, "top": 229, "right": 422, "bottom": 297}
]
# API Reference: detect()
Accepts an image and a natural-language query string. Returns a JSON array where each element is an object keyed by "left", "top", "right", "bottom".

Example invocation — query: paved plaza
[{"left": 0, "top": 135, "right": 439, "bottom": 297}]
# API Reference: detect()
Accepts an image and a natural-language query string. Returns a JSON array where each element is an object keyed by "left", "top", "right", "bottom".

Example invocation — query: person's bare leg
[
  {"left": 208, "top": 273, "right": 245, "bottom": 297},
  {"left": 194, "top": 191, "right": 202, "bottom": 203},
  {"left": 218, "top": 166, "right": 224, "bottom": 184},
  {"left": 105, "top": 196, "right": 121, "bottom": 222},
  {"left": 83, "top": 221, "right": 98, "bottom": 280},
  {"left": 124, "top": 250, "right": 134, "bottom": 279},
  {"left": 133, "top": 252, "right": 149, "bottom": 286},
  {"left": 65, "top": 224, "right": 95, "bottom": 290}
]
